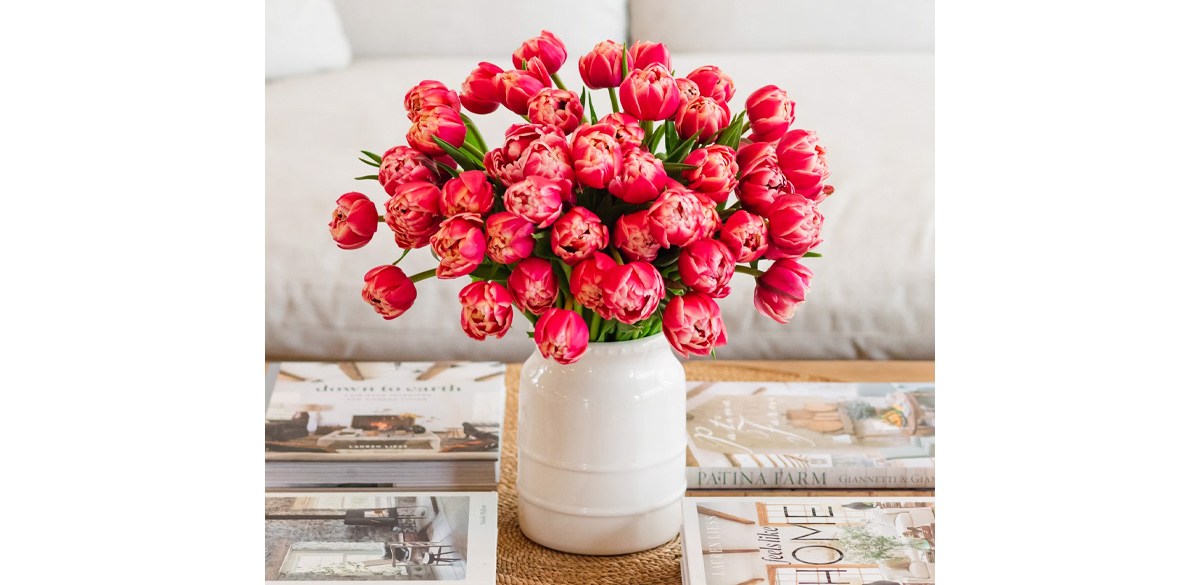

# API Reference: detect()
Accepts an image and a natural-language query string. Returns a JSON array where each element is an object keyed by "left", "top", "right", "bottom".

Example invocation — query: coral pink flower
[
  {"left": 459, "top": 62, "right": 504, "bottom": 115},
  {"left": 679, "top": 239, "right": 735, "bottom": 298},
  {"left": 765, "top": 195, "right": 824, "bottom": 259},
  {"left": 503, "top": 176, "right": 566, "bottom": 228},
  {"left": 608, "top": 148, "right": 668, "bottom": 204},
  {"left": 513, "top": 30, "right": 568, "bottom": 74},
  {"left": 601, "top": 261, "right": 665, "bottom": 324},
  {"left": 494, "top": 69, "right": 546, "bottom": 116},
  {"left": 697, "top": 196, "right": 721, "bottom": 239},
  {"left": 384, "top": 181, "right": 444, "bottom": 249},
  {"left": 663, "top": 292, "right": 727, "bottom": 357},
  {"left": 508, "top": 257, "right": 559, "bottom": 315},
  {"left": 613, "top": 210, "right": 662, "bottom": 262},
  {"left": 430, "top": 214, "right": 486, "bottom": 278},
  {"left": 551, "top": 207, "right": 609, "bottom": 265},
  {"left": 675, "top": 77, "right": 701, "bottom": 104},
  {"left": 485, "top": 124, "right": 566, "bottom": 186},
  {"left": 459, "top": 281, "right": 514, "bottom": 340},
  {"left": 745, "top": 85, "right": 795, "bottom": 143},
  {"left": 361, "top": 265, "right": 417, "bottom": 320},
  {"left": 681, "top": 145, "right": 738, "bottom": 204},
  {"left": 404, "top": 80, "right": 461, "bottom": 122},
  {"left": 484, "top": 211, "right": 536, "bottom": 264},
  {"left": 406, "top": 105, "right": 467, "bottom": 156},
  {"left": 735, "top": 142, "right": 793, "bottom": 215},
  {"left": 329, "top": 192, "right": 379, "bottom": 250},
  {"left": 719, "top": 210, "right": 769, "bottom": 262},
  {"left": 527, "top": 88, "right": 584, "bottom": 134},
  {"left": 378, "top": 146, "right": 440, "bottom": 196},
  {"left": 598, "top": 112, "right": 645, "bottom": 150},
  {"left": 534, "top": 308, "right": 589, "bottom": 364},
  {"left": 571, "top": 124, "right": 623, "bottom": 189},
  {"left": 520, "top": 132, "right": 575, "bottom": 186},
  {"left": 775, "top": 129, "right": 834, "bottom": 202},
  {"left": 753, "top": 258, "right": 813, "bottom": 323},
  {"left": 629, "top": 40, "right": 672, "bottom": 71},
  {"left": 578, "top": 40, "right": 630, "bottom": 89},
  {"left": 674, "top": 96, "right": 731, "bottom": 144},
  {"left": 619, "top": 64, "right": 681, "bottom": 121},
  {"left": 686, "top": 65, "right": 735, "bottom": 103},
  {"left": 440, "top": 170, "right": 495, "bottom": 216},
  {"left": 569, "top": 252, "right": 617, "bottom": 316},
  {"left": 646, "top": 187, "right": 706, "bottom": 249}
]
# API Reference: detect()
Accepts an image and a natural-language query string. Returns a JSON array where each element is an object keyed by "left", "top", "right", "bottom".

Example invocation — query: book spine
[{"left": 686, "top": 466, "right": 934, "bottom": 489}]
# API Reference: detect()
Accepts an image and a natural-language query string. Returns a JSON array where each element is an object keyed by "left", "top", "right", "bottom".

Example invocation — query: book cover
[
  {"left": 265, "top": 490, "right": 498, "bottom": 583},
  {"left": 681, "top": 496, "right": 936, "bottom": 585},
  {"left": 686, "top": 382, "right": 935, "bottom": 489},
  {"left": 265, "top": 362, "right": 505, "bottom": 463}
]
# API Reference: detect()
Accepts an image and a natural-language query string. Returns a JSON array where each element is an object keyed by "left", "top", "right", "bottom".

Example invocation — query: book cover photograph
[
  {"left": 681, "top": 496, "right": 935, "bottom": 585},
  {"left": 686, "top": 382, "right": 935, "bottom": 489},
  {"left": 265, "top": 362, "right": 506, "bottom": 488},
  {"left": 265, "top": 491, "right": 498, "bottom": 583}
]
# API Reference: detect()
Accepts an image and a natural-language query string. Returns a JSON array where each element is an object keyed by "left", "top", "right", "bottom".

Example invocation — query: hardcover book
[
  {"left": 685, "top": 382, "right": 935, "bottom": 489},
  {"left": 265, "top": 490, "right": 498, "bottom": 583},
  {"left": 265, "top": 361, "right": 506, "bottom": 488},
  {"left": 681, "top": 496, "right": 936, "bottom": 585}
]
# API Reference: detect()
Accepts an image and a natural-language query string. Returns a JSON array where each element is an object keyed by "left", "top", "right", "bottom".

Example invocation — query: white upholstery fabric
[
  {"left": 265, "top": 51, "right": 932, "bottom": 361},
  {"left": 629, "top": 0, "right": 933, "bottom": 52},
  {"left": 332, "top": 0, "right": 628, "bottom": 61},
  {"left": 265, "top": 0, "right": 352, "bottom": 80}
]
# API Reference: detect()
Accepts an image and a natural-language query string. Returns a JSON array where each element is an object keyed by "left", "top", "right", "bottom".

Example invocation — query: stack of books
[
  {"left": 264, "top": 361, "right": 504, "bottom": 583},
  {"left": 680, "top": 495, "right": 936, "bottom": 585}
]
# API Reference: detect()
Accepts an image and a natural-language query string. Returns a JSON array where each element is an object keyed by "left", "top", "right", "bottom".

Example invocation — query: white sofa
[{"left": 266, "top": 0, "right": 933, "bottom": 362}]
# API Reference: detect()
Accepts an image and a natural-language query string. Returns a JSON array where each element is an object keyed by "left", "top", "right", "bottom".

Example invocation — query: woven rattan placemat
[{"left": 494, "top": 362, "right": 854, "bottom": 585}]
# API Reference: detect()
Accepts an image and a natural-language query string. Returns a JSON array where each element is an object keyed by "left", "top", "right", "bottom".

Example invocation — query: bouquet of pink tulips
[{"left": 328, "top": 31, "right": 832, "bottom": 364}]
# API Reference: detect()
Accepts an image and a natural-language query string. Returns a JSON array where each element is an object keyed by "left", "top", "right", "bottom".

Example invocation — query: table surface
[{"left": 493, "top": 360, "right": 934, "bottom": 585}]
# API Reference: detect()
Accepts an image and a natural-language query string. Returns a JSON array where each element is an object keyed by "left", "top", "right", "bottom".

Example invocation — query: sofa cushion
[
  {"left": 332, "top": 0, "right": 628, "bottom": 61},
  {"left": 266, "top": 51, "right": 932, "bottom": 361},
  {"left": 265, "top": 0, "right": 352, "bottom": 80},
  {"left": 630, "top": 0, "right": 933, "bottom": 52}
]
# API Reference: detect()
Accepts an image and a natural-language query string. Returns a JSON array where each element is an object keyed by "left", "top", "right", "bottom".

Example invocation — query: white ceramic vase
[{"left": 516, "top": 332, "right": 686, "bottom": 555}]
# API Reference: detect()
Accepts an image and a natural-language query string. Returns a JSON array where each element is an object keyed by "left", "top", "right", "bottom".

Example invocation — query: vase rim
[{"left": 579, "top": 331, "right": 670, "bottom": 356}]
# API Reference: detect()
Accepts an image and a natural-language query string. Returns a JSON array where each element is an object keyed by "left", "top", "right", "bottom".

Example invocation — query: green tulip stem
[
  {"left": 409, "top": 268, "right": 438, "bottom": 282},
  {"left": 589, "top": 309, "right": 602, "bottom": 341},
  {"left": 550, "top": 72, "right": 568, "bottom": 91},
  {"left": 607, "top": 87, "right": 620, "bottom": 114},
  {"left": 734, "top": 265, "right": 765, "bottom": 278}
]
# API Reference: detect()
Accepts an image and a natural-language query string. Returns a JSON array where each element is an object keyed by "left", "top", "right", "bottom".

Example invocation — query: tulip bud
[
  {"left": 513, "top": 30, "right": 568, "bottom": 74},
  {"left": 534, "top": 308, "right": 589, "bottom": 364},
  {"left": 460, "top": 62, "right": 504, "bottom": 115},
  {"left": 613, "top": 210, "right": 662, "bottom": 262},
  {"left": 508, "top": 257, "right": 559, "bottom": 315},
  {"left": 745, "top": 85, "right": 796, "bottom": 143},
  {"left": 430, "top": 214, "right": 486, "bottom": 278},
  {"left": 663, "top": 292, "right": 728, "bottom": 357},
  {"left": 494, "top": 69, "right": 546, "bottom": 116},
  {"left": 406, "top": 105, "right": 467, "bottom": 156},
  {"left": 686, "top": 65, "right": 735, "bottom": 103},
  {"left": 630, "top": 41, "right": 672, "bottom": 70},
  {"left": 719, "top": 210, "right": 769, "bottom": 263},
  {"left": 329, "top": 192, "right": 379, "bottom": 250},
  {"left": 378, "top": 146, "right": 440, "bottom": 195},
  {"left": 527, "top": 88, "right": 584, "bottom": 135},
  {"left": 551, "top": 207, "right": 609, "bottom": 265},
  {"left": 601, "top": 261, "right": 665, "bottom": 325},
  {"left": 598, "top": 112, "right": 645, "bottom": 150},
  {"left": 679, "top": 239, "right": 736, "bottom": 298},
  {"left": 646, "top": 187, "right": 705, "bottom": 249},
  {"left": 681, "top": 145, "right": 738, "bottom": 204},
  {"left": 459, "top": 281, "right": 514, "bottom": 340},
  {"left": 404, "top": 80, "right": 461, "bottom": 122},
  {"left": 619, "top": 64, "right": 681, "bottom": 121},
  {"left": 776, "top": 129, "right": 834, "bottom": 202},
  {"left": 484, "top": 211, "right": 536, "bottom": 264},
  {"left": 578, "top": 40, "right": 631, "bottom": 89},
  {"left": 362, "top": 265, "right": 417, "bottom": 320},
  {"left": 384, "top": 181, "right": 444, "bottom": 249},
  {"left": 608, "top": 148, "right": 668, "bottom": 204},
  {"left": 440, "top": 170, "right": 495, "bottom": 216},
  {"left": 753, "top": 258, "right": 813, "bottom": 323},
  {"left": 765, "top": 195, "right": 824, "bottom": 259},
  {"left": 675, "top": 96, "right": 731, "bottom": 144},
  {"left": 569, "top": 252, "right": 617, "bottom": 316},
  {"left": 503, "top": 176, "right": 566, "bottom": 228},
  {"left": 571, "top": 124, "right": 623, "bottom": 189}
]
